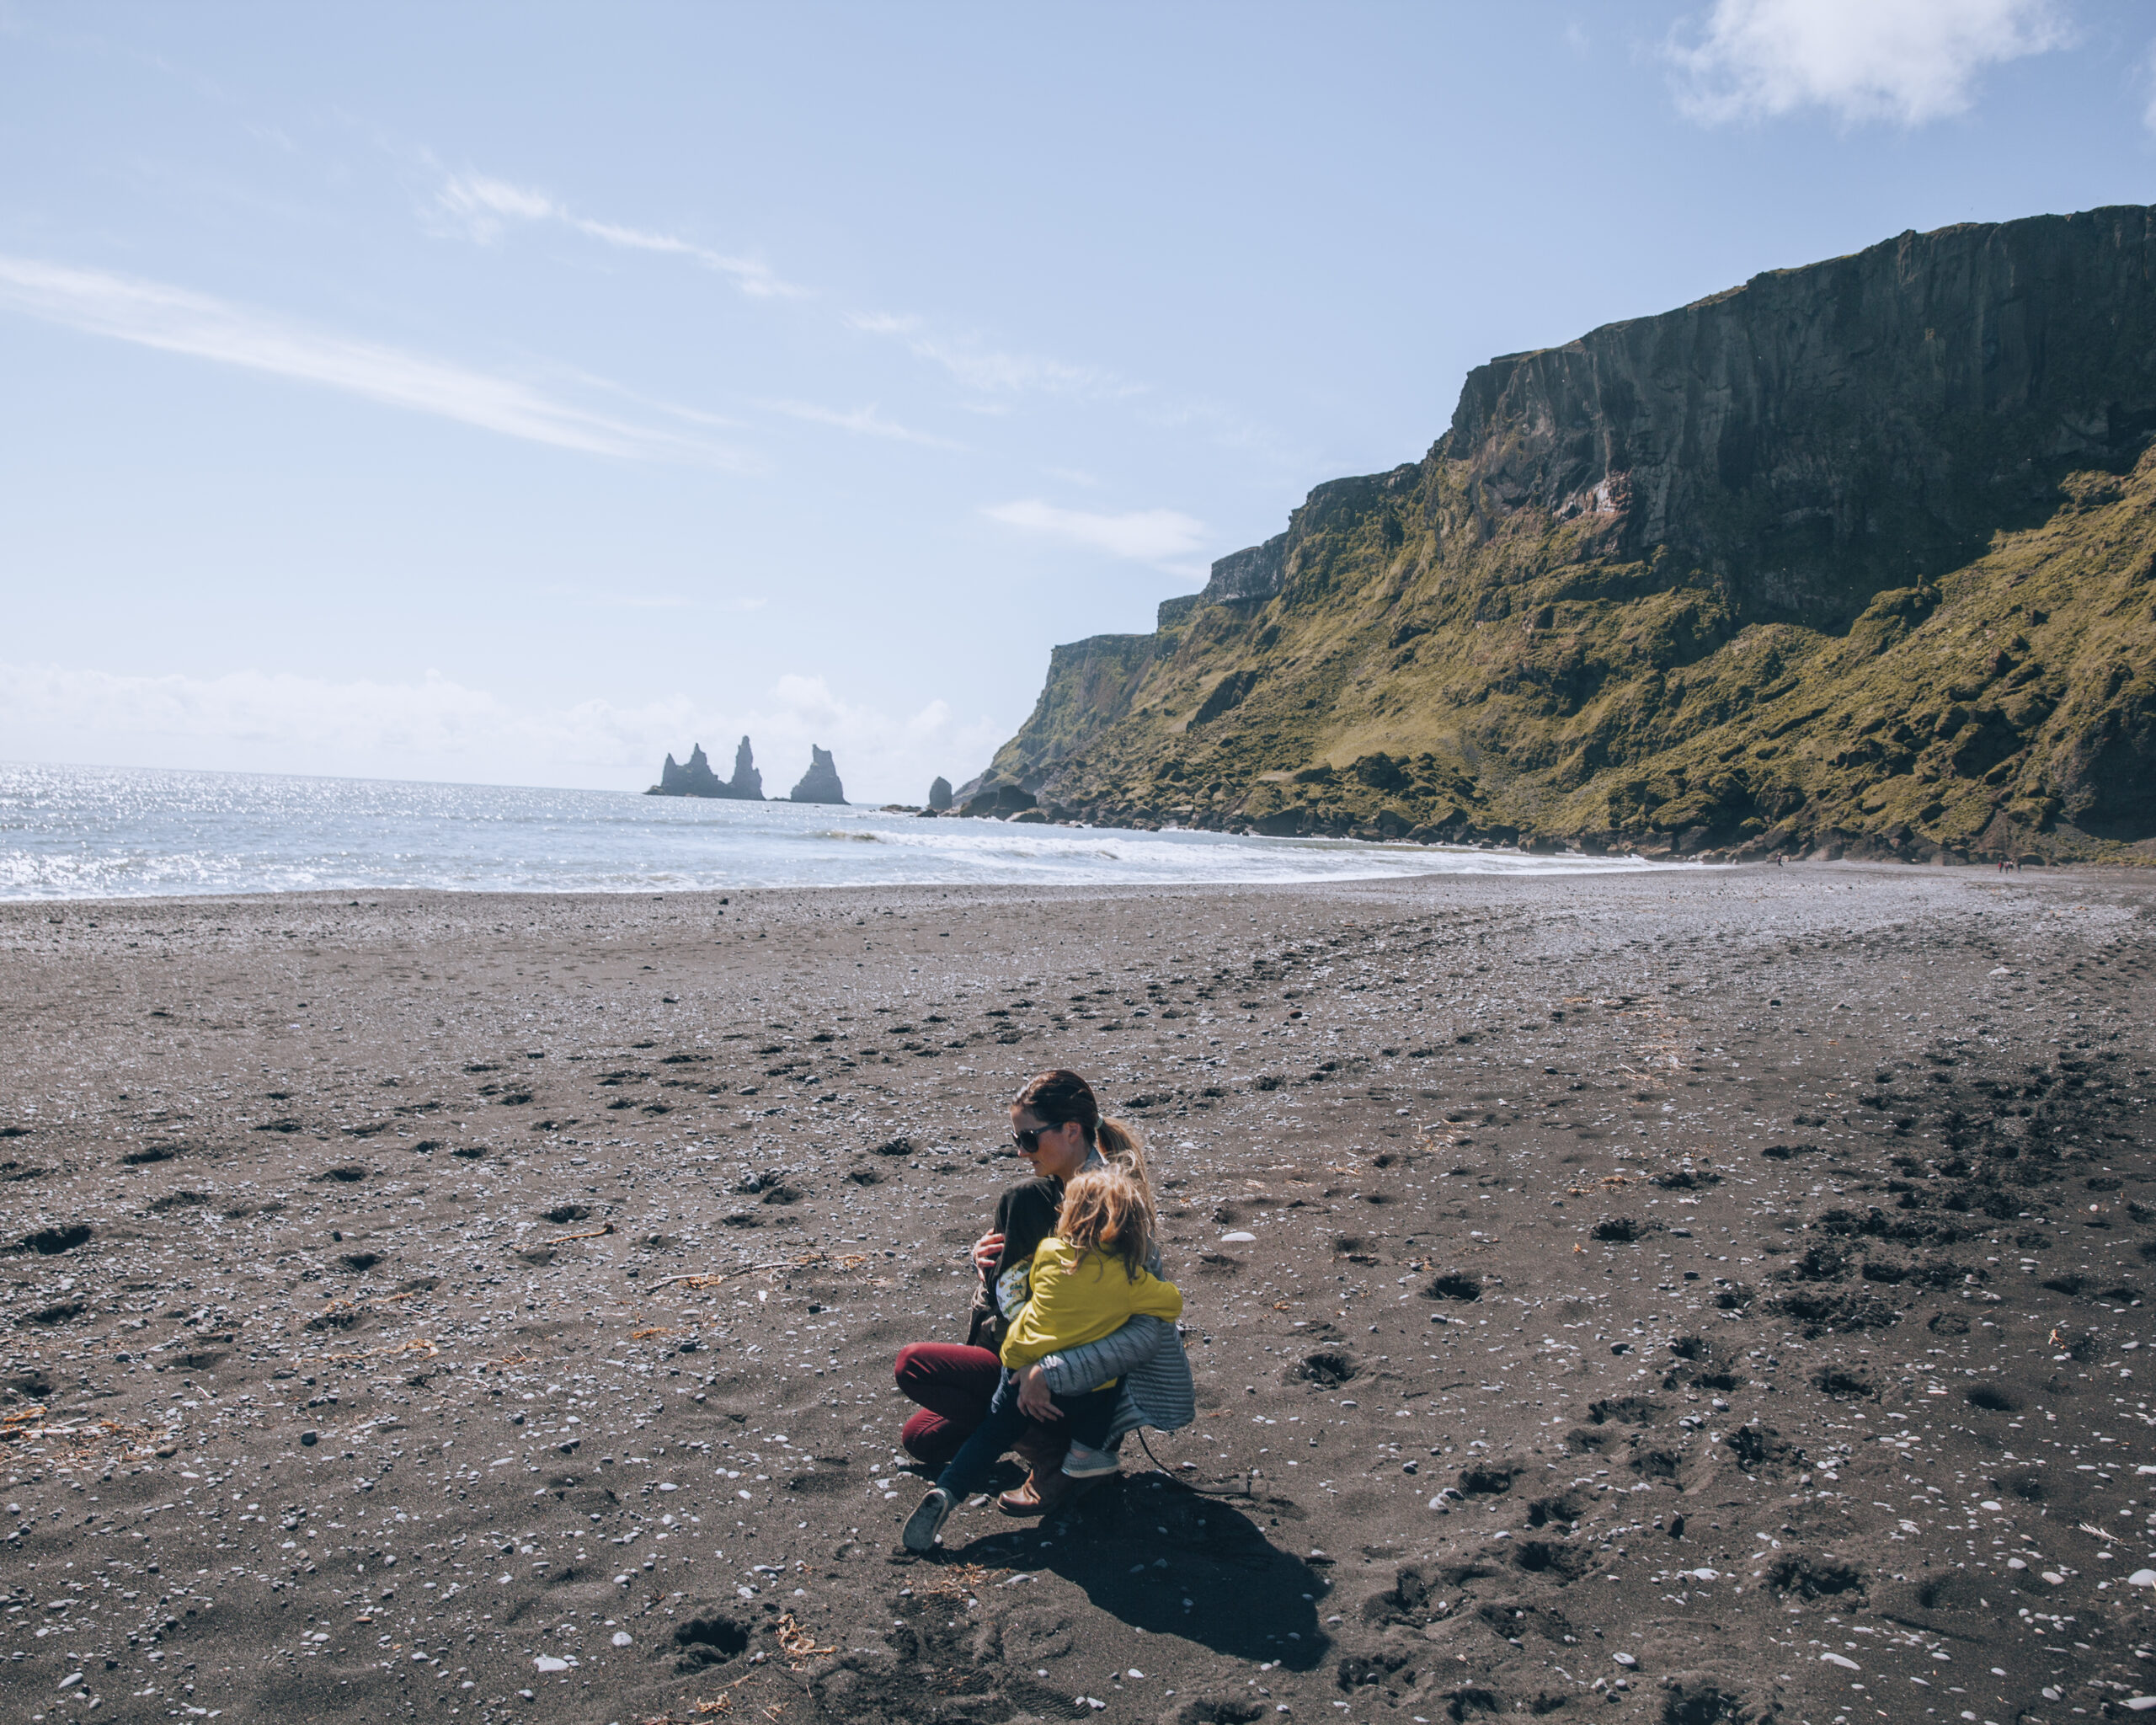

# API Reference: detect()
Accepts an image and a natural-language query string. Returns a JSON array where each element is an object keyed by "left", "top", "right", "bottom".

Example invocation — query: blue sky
[{"left": 3, "top": 0, "right": 2153, "bottom": 801}]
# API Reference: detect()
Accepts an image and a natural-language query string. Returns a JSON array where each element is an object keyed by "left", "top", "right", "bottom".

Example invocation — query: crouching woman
[{"left": 904, "top": 1163, "right": 1181, "bottom": 1552}]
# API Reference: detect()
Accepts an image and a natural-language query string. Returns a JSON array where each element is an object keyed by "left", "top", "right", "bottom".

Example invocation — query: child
[{"left": 903, "top": 1166, "right": 1182, "bottom": 1552}]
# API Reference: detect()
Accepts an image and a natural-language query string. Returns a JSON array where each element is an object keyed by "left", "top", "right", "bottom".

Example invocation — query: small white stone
[{"left": 611, "top": 1632, "right": 632, "bottom": 1648}]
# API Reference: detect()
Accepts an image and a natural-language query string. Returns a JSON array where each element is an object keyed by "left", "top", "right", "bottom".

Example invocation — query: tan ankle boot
[{"left": 995, "top": 1466, "right": 1097, "bottom": 1517}]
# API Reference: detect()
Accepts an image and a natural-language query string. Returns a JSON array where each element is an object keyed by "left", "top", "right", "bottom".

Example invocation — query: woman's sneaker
[{"left": 902, "top": 1487, "right": 953, "bottom": 1553}]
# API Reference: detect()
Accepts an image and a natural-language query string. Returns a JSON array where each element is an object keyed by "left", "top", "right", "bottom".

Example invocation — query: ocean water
[{"left": 0, "top": 762, "right": 1664, "bottom": 900}]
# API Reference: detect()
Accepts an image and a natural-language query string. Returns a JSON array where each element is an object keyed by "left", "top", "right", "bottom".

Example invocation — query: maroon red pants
[{"left": 893, "top": 1341, "right": 1068, "bottom": 1471}]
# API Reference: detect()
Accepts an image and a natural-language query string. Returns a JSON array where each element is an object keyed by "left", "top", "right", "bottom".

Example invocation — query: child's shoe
[
  {"left": 902, "top": 1487, "right": 953, "bottom": 1552},
  {"left": 1059, "top": 1442, "right": 1120, "bottom": 1479}
]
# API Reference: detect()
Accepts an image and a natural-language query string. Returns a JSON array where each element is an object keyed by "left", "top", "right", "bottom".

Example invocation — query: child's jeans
[{"left": 934, "top": 1370, "right": 1118, "bottom": 1500}]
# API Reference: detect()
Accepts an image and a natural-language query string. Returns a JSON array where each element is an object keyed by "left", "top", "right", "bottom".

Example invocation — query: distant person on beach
[
  {"left": 903, "top": 1163, "right": 1182, "bottom": 1551},
  {"left": 890, "top": 1069, "right": 1193, "bottom": 1520}
]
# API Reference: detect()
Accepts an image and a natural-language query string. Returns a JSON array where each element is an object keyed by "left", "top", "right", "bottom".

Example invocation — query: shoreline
[
  {"left": 1, "top": 867, "right": 2150, "bottom": 1722},
  {"left": 1, "top": 849, "right": 2127, "bottom": 915}
]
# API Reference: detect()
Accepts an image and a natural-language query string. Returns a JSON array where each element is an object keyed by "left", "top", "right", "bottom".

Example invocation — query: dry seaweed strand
[
  {"left": 538, "top": 1220, "right": 616, "bottom": 1245},
  {"left": 670, "top": 1250, "right": 869, "bottom": 1290},
  {"left": 320, "top": 1338, "right": 440, "bottom": 1365},
  {"left": 3, "top": 1407, "right": 180, "bottom": 1464},
  {"left": 774, "top": 1612, "right": 835, "bottom": 1669},
  {"left": 297, "top": 1288, "right": 424, "bottom": 1330},
  {"left": 686, "top": 1656, "right": 777, "bottom": 1717},
  {"left": 915, "top": 1560, "right": 1006, "bottom": 1601}
]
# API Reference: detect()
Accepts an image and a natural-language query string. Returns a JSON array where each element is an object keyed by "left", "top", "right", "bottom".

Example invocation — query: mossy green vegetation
[{"left": 979, "top": 206, "right": 2156, "bottom": 863}]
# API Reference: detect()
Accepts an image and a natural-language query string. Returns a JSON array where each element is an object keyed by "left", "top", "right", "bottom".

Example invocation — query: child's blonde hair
[{"left": 1056, "top": 1165, "right": 1153, "bottom": 1283}]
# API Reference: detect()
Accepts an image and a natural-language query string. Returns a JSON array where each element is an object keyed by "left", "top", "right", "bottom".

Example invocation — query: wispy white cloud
[
  {"left": 0, "top": 662, "right": 1000, "bottom": 803},
  {"left": 434, "top": 169, "right": 799, "bottom": 298},
  {"left": 0, "top": 253, "right": 750, "bottom": 465},
  {"left": 983, "top": 499, "right": 1207, "bottom": 563},
  {"left": 846, "top": 310, "right": 1132, "bottom": 398},
  {"left": 1668, "top": 0, "right": 2071, "bottom": 127},
  {"left": 758, "top": 398, "right": 963, "bottom": 448}
]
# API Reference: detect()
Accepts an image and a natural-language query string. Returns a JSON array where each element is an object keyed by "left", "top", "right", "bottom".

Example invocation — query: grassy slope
[{"left": 1026, "top": 450, "right": 2156, "bottom": 861}]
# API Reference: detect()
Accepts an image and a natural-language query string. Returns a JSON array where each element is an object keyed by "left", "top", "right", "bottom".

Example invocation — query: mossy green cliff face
[{"left": 977, "top": 206, "right": 2156, "bottom": 861}]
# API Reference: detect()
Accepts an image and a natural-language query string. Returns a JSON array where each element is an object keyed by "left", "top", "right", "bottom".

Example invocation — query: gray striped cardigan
[{"left": 1038, "top": 1313, "right": 1196, "bottom": 1443}]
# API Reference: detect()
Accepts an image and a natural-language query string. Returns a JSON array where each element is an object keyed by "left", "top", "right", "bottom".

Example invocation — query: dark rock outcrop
[
  {"left": 723, "top": 736, "right": 763, "bottom": 799},
  {"left": 787, "top": 746, "right": 846, "bottom": 805},
  {"left": 958, "top": 781, "right": 1038, "bottom": 820},
  {"left": 974, "top": 205, "right": 2156, "bottom": 861},
  {"left": 648, "top": 736, "right": 765, "bottom": 799},
  {"left": 650, "top": 743, "right": 721, "bottom": 798},
  {"left": 927, "top": 777, "right": 953, "bottom": 812}
]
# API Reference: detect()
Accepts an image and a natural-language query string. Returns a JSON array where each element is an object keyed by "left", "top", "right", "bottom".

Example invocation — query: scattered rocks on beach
[{"left": 0, "top": 865, "right": 2149, "bottom": 1723}]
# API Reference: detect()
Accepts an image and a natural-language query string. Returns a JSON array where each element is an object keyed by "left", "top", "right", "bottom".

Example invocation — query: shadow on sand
[{"left": 947, "top": 1471, "right": 1331, "bottom": 1671}]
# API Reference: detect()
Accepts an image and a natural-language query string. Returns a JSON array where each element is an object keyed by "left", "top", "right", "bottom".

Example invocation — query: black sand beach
[{"left": 0, "top": 865, "right": 2151, "bottom": 1724}]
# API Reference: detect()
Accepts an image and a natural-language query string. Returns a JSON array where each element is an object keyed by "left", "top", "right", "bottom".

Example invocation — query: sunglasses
[{"left": 1011, "top": 1127, "right": 1047, "bottom": 1153}]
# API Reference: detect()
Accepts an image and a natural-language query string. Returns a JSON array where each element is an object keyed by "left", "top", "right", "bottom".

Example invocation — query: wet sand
[{"left": 0, "top": 864, "right": 2151, "bottom": 1725}]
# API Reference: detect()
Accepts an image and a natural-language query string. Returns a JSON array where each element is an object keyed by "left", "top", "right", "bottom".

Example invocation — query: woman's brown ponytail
[{"left": 1095, "top": 1116, "right": 1150, "bottom": 1194}]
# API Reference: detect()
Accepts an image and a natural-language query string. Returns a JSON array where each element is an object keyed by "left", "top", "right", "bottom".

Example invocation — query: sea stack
[
  {"left": 928, "top": 776, "right": 953, "bottom": 811},
  {"left": 646, "top": 735, "right": 766, "bottom": 798},
  {"left": 788, "top": 745, "right": 846, "bottom": 804},
  {"left": 724, "top": 735, "right": 764, "bottom": 799},
  {"left": 648, "top": 743, "right": 724, "bottom": 796}
]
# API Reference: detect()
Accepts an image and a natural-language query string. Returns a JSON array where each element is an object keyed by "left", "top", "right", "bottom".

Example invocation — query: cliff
[
  {"left": 648, "top": 736, "right": 764, "bottom": 799},
  {"left": 978, "top": 205, "right": 2156, "bottom": 862},
  {"left": 788, "top": 745, "right": 846, "bottom": 805}
]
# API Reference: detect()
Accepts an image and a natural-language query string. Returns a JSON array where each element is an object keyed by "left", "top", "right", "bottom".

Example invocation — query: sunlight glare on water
[{"left": 0, "top": 762, "right": 1666, "bottom": 900}]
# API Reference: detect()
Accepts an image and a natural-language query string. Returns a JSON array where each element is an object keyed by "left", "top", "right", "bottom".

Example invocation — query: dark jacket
[{"left": 965, "top": 1177, "right": 1064, "bottom": 1352}]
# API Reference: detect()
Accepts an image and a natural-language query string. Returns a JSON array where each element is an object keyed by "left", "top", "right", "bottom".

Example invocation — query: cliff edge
[{"left": 977, "top": 205, "right": 2156, "bottom": 862}]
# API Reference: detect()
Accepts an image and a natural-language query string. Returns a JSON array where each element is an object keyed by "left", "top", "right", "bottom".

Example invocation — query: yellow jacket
[{"left": 1000, "top": 1237, "right": 1183, "bottom": 1372}]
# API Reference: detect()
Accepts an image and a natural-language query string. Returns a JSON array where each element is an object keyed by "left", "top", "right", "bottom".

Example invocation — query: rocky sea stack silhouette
[
  {"left": 788, "top": 745, "right": 846, "bottom": 804},
  {"left": 647, "top": 736, "right": 763, "bottom": 799}
]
